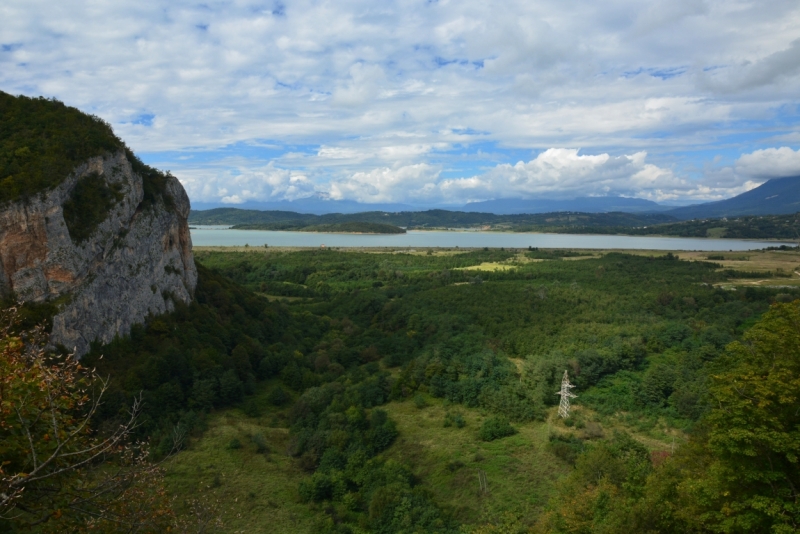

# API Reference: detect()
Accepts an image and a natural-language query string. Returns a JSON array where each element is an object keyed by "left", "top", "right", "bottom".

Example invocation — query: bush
[
  {"left": 547, "top": 433, "right": 585, "bottom": 464},
  {"left": 62, "top": 172, "right": 123, "bottom": 242},
  {"left": 298, "top": 472, "right": 333, "bottom": 503},
  {"left": 242, "top": 398, "right": 262, "bottom": 417},
  {"left": 413, "top": 393, "right": 428, "bottom": 409},
  {"left": 478, "top": 416, "right": 517, "bottom": 441},
  {"left": 227, "top": 438, "right": 242, "bottom": 450},
  {"left": 251, "top": 432, "right": 269, "bottom": 454},
  {"left": 443, "top": 411, "right": 466, "bottom": 428},
  {"left": 218, "top": 369, "right": 244, "bottom": 405},
  {"left": 268, "top": 386, "right": 289, "bottom": 406}
]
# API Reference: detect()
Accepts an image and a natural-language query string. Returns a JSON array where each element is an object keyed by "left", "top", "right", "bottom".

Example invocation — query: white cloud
[
  {"left": 177, "top": 162, "right": 317, "bottom": 203},
  {"left": 438, "top": 149, "right": 696, "bottom": 202},
  {"left": 735, "top": 147, "right": 800, "bottom": 179},
  {"left": 328, "top": 164, "right": 441, "bottom": 203},
  {"left": 3, "top": 0, "right": 800, "bottom": 205}
]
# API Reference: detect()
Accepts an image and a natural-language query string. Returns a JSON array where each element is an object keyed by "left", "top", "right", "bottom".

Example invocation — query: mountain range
[{"left": 191, "top": 176, "right": 800, "bottom": 220}]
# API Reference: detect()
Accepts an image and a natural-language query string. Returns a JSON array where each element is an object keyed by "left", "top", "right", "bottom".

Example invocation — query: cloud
[
  {"left": 438, "top": 149, "right": 699, "bottom": 202},
  {"left": 735, "top": 147, "right": 800, "bottom": 179},
  {"left": 3, "top": 0, "right": 800, "bottom": 206},
  {"left": 173, "top": 147, "right": 785, "bottom": 206},
  {"left": 177, "top": 162, "right": 317, "bottom": 204},
  {"left": 328, "top": 163, "right": 441, "bottom": 203}
]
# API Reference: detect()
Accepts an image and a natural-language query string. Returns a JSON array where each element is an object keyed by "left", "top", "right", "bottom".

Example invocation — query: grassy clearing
[
  {"left": 380, "top": 395, "right": 676, "bottom": 529},
  {"left": 677, "top": 249, "right": 800, "bottom": 273},
  {"left": 163, "top": 382, "right": 684, "bottom": 532},
  {"left": 382, "top": 397, "right": 565, "bottom": 527},
  {"left": 163, "top": 383, "right": 325, "bottom": 534},
  {"left": 455, "top": 262, "right": 517, "bottom": 272}
]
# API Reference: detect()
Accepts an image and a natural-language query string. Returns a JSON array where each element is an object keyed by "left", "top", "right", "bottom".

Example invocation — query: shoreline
[{"left": 190, "top": 226, "right": 796, "bottom": 243}]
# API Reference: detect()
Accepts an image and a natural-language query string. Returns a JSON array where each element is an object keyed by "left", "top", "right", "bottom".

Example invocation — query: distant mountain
[
  {"left": 190, "top": 196, "right": 678, "bottom": 215},
  {"left": 190, "top": 198, "right": 419, "bottom": 215},
  {"left": 460, "top": 196, "right": 672, "bottom": 214},
  {"left": 189, "top": 179, "right": 800, "bottom": 220},
  {"left": 666, "top": 176, "right": 800, "bottom": 220},
  {"left": 189, "top": 207, "right": 677, "bottom": 229}
]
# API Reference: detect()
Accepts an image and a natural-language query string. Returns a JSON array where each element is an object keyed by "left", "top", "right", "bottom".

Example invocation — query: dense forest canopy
[
  {"left": 25, "top": 245, "right": 789, "bottom": 533},
  {"left": 0, "top": 92, "right": 175, "bottom": 213},
  {"left": 0, "top": 92, "right": 122, "bottom": 204}
]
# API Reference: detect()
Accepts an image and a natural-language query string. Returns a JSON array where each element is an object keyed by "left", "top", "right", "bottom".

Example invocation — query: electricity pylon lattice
[{"left": 555, "top": 370, "right": 577, "bottom": 419}]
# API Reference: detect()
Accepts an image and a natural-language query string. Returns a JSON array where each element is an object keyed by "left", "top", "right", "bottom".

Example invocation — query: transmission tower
[{"left": 555, "top": 370, "right": 577, "bottom": 419}]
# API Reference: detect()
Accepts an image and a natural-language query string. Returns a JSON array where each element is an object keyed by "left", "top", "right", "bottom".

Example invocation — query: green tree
[{"left": 675, "top": 301, "right": 800, "bottom": 533}]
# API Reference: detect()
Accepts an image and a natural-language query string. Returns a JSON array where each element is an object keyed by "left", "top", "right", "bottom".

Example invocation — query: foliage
[
  {"left": 75, "top": 245, "right": 800, "bottom": 531},
  {"left": 478, "top": 416, "right": 517, "bottom": 441},
  {"left": 82, "top": 263, "right": 306, "bottom": 452},
  {"left": 671, "top": 301, "right": 800, "bottom": 533},
  {"left": 0, "top": 92, "right": 175, "bottom": 217},
  {"left": 537, "top": 302, "right": 800, "bottom": 534},
  {"left": 62, "top": 171, "right": 124, "bottom": 242},
  {"left": 0, "top": 92, "right": 121, "bottom": 204},
  {"left": 0, "top": 308, "right": 180, "bottom": 532}
]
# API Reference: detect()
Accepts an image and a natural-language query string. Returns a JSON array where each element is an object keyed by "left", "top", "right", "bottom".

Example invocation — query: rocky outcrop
[{"left": 0, "top": 150, "right": 197, "bottom": 355}]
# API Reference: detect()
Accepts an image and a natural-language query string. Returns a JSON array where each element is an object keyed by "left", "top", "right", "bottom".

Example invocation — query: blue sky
[{"left": 2, "top": 0, "right": 800, "bottom": 206}]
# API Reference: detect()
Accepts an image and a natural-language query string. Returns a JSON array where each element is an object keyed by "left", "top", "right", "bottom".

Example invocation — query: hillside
[
  {"left": 461, "top": 196, "right": 671, "bottom": 214},
  {"left": 666, "top": 176, "right": 800, "bottom": 219},
  {"left": 190, "top": 207, "right": 677, "bottom": 230},
  {"left": 0, "top": 92, "right": 124, "bottom": 204},
  {"left": 235, "top": 221, "right": 406, "bottom": 233}
]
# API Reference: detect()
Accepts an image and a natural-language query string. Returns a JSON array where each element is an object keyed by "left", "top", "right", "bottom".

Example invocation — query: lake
[{"left": 189, "top": 227, "right": 790, "bottom": 251}]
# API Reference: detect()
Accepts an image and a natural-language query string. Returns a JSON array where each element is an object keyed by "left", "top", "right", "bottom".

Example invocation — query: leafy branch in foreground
[{"left": 0, "top": 307, "right": 217, "bottom": 533}]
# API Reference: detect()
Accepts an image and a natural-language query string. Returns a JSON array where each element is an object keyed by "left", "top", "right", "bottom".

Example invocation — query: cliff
[{"left": 0, "top": 149, "right": 197, "bottom": 355}]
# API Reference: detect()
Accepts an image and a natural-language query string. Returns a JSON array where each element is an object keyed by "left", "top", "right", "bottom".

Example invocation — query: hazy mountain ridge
[
  {"left": 190, "top": 176, "right": 800, "bottom": 219},
  {"left": 189, "top": 207, "right": 678, "bottom": 229},
  {"left": 666, "top": 176, "right": 800, "bottom": 220}
]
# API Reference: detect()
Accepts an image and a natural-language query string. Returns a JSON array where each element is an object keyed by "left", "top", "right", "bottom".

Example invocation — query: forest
[{"left": 4, "top": 244, "right": 798, "bottom": 533}]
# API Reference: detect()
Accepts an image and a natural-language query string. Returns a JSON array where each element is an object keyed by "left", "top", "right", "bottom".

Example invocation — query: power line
[{"left": 555, "top": 370, "right": 577, "bottom": 419}]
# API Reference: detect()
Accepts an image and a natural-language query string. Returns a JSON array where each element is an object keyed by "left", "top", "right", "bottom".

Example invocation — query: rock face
[{"left": 0, "top": 150, "right": 197, "bottom": 355}]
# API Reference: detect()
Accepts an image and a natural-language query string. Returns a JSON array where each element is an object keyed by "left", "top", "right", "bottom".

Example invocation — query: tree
[
  {"left": 674, "top": 301, "right": 800, "bottom": 533},
  {"left": 0, "top": 308, "right": 184, "bottom": 532}
]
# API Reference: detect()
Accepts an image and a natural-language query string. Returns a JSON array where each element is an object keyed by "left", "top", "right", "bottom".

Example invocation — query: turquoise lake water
[{"left": 189, "top": 227, "right": 790, "bottom": 251}]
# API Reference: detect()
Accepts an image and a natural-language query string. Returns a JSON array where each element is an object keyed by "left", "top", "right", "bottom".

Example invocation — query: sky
[{"left": 2, "top": 0, "right": 800, "bottom": 207}]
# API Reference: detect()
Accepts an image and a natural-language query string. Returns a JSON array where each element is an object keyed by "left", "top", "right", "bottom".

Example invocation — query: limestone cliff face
[{"left": 0, "top": 150, "right": 197, "bottom": 355}]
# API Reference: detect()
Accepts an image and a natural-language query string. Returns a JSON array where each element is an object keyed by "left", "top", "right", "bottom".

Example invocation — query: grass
[
  {"left": 163, "top": 382, "right": 326, "bottom": 533},
  {"left": 164, "top": 386, "right": 682, "bottom": 532},
  {"left": 381, "top": 396, "right": 566, "bottom": 527}
]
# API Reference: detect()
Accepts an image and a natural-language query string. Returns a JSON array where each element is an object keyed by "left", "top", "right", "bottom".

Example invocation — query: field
[
  {"left": 163, "top": 382, "right": 327, "bottom": 533},
  {"left": 165, "top": 389, "right": 679, "bottom": 533}
]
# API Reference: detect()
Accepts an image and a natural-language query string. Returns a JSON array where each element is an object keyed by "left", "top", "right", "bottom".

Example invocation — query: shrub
[
  {"left": 242, "top": 398, "right": 262, "bottom": 417},
  {"left": 443, "top": 411, "right": 466, "bottom": 428},
  {"left": 218, "top": 369, "right": 244, "bottom": 405},
  {"left": 62, "top": 172, "right": 124, "bottom": 243},
  {"left": 268, "top": 386, "right": 289, "bottom": 406},
  {"left": 251, "top": 432, "right": 269, "bottom": 454},
  {"left": 478, "top": 416, "right": 517, "bottom": 441},
  {"left": 547, "top": 433, "right": 585, "bottom": 464}
]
